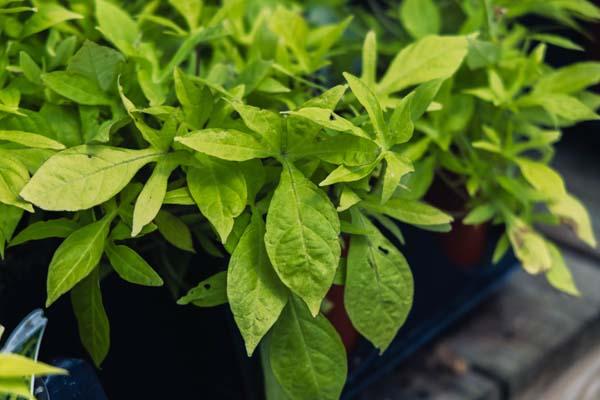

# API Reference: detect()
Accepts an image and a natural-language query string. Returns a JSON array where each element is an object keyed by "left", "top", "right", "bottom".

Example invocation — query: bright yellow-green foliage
[{"left": 0, "top": 1, "right": 598, "bottom": 398}]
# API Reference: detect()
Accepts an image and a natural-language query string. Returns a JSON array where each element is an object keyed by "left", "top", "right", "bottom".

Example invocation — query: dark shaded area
[{"left": 0, "top": 242, "right": 263, "bottom": 400}]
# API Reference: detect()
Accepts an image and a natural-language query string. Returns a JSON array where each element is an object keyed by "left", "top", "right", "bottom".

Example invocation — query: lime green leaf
[
  {"left": 400, "top": 0, "right": 440, "bottom": 39},
  {"left": 0, "top": 378, "right": 34, "bottom": 400},
  {"left": 343, "top": 72, "right": 385, "bottom": 142},
  {"left": 95, "top": 0, "right": 139, "bottom": 55},
  {"left": 381, "top": 152, "right": 413, "bottom": 203},
  {"left": 42, "top": 72, "right": 113, "bottom": 106},
  {"left": 10, "top": 218, "right": 78, "bottom": 247},
  {"left": 71, "top": 268, "right": 110, "bottom": 367},
  {"left": 507, "top": 218, "right": 552, "bottom": 274},
  {"left": 378, "top": 35, "right": 468, "bottom": 95},
  {"left": 288, "top": 107, "right": 370, "bottom": 140},
  {"left": 228, "top": 213, "right": 288, "bottom": 356},
  {"left": 531, "top": 34, "right": 584, "bottom": 52},
  {"left": 154, "top": 210, "right": 195, "bottom": 252},
  {"left": 464, "top": 204, "right": 496, "bottom": 225},
  {"left": 21, "top": 146, "right": 163, "bottom": 211},
  {"left": 163, "top": 187, "right": 195, "bottom": 206},
  {"left": 0, "top": 354, "right": 66, "bottom": 377},
  {"left": 169, "top": 0, "right": 202, "bottom": 30},
  {"left": 21, "top": 3, "right": 83, "bottom": 37},
  {"left": 173, "top": 68, "right": 214, "bottom": 129},
  {"left": 534, "top": 62, "right": 600, "bottom": 94},
  {"left": 362, "top": 197, "right": 453, "bottom": 226},
  {"left": 549, "top": 194, "right": 596, "bottom": 248},
  {"left": 269, "top": 296, "right": 347, "bottom": 400},
  {"left": 361, "top": 31, "right": 377, "bottom": 87},
  {"left": 319, "top": 159, "right": 380, "bottom": 187},
  {"left": 265, "top": 163, "right": 341, "bottom": 316},
  {"left": 232, "top": 102, "right": 282, "bottom": 152},
  {"left": 0, "top": 130, "right": 65, "bottom": 150},
  {"left": 345, "top": 212, "right": 413, "bottom": 352},
  {"left": 546, "top": 242, "right": 580, "bottom": 296},
  {"left": 178, "top": 271, "right": 228, "bottom": 307},
  {"left": 132, "top": 160, "right": 177, "bottom": 237},
  {"left": 175, "top": 129, "right": 273, "bottom": 161},
  {"left": 19, "top": 51, "right": 42, "bottom": 84},
  {"left": 337, "top": 186, "right": 361, "bottom": 212},
  {"left": 0, "top": 156, "right": 33, "bottom": 212},
  {"left": 46, "top": 214, "right": 113, "bottom": 306},
  {"left": 0, "top": 204, "right": 23, "bottom": 259},
  {"left": 516, "top": 158, "right": 566, "bottom": 199},
  {"left": 105, "top": 242, "right": 163, "bottom": 286},
  {"left": 188, "top": 156, "right": 247, "bottom": 243},
  {"left": 67, "top": 41, "right": 125, "bottom": 92}
]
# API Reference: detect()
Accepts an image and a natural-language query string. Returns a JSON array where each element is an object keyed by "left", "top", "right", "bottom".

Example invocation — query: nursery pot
[{"left": 425, "top": 171, "right": 489, "bottom": 269}]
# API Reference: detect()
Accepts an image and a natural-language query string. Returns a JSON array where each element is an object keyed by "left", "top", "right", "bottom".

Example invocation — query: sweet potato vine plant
[{"left": 0, "top": 1, "right": 597, "bottom": 399}]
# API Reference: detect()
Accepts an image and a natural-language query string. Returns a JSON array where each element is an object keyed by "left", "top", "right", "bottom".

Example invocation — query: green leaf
[
  {"left": 169, "top": 0, "right": 202, "bottom": 30},
  {"left": 387, "top": 95, "right": 414, "bottom": 146},
  {"left": 288, "top": 107, "right": 370, "bottom": 140},
  {"left": 534, "top": 62, "right": 600, "bottom": 94},
  {"left": 21, "top": 146, "right": 163, "bottom": 211},
  {"left": 345, "top": 212, "right": 413, "bottom": 351},
  {"left": 105, "top": 242, "right": 163, "bottom": 286},
  {"left": 0, "top": 156, "right": 33, "bottom": 212},
  {"left": 519, "top": 94, "right": 599, "bottom": 122},
  {"left": 21, "top": 3, "right": 83, "bottom": 37},
  {"left": 293, "top": 134, "right": 379, "bottom": 167},
  {"left": 531, "top": 34, "right": 584, "bottom": 52},
  {"left": 0, "top": 130, "right": 66, "bottom": 150},
  {"left": 173, "top": 68, "right": 213, "bottom": 129},
  {"left": 42, "top": 72, "right": 113, "bottom": 106},
  {"left": 178, "top": 271, "right": 228, "bottom": 307},
  {"left": 400, "top": 0, "right": 440, "bottom": 39},
  {"left": 95, "top": 0, "right": 139, "bottom": 55},
  {"left": 0, "top": 204, "right": 23, "bottom": 259},
  {"left": 549, "top": 194, "right": 596, "bottom": 248},
  {"left": 132, "top": 160, "right": 177, "bottom": 237},
  {"left": 464, "top": 204, "right": 496, "bottom": 225},
  {"left": 0, "top": 354, "right": 66, "bottom": 377},
  {"left": 228, "top": 213, "right": 288, "bottom": 356},
  {"left": 378, "top": 35, "right": 468, "bottom": 95},
  {"left": 269, "top": 296, "right": 347, "bottom": 400},
  {"left": 67, "top": 41, "right": 125, "bottom": 92},
  {"left": 381, "top": 152, "right": 413, "bottom": 203},
  {"left": 231, "top": 102, "right": 282, "bottom": 152},
  {"left": 71, "top": 268, "right": 110, "bottom": 367},
  {"left": 362, "top": 197, "right": 453, "bottom": 227},
  {"left": 265, "top": 163, "right": 341, "bottom": 316},
  {"left": 10, "top": 218, "right": 78, "bottom": 247},
  {"left": 154, "top": 210, "right": 195, "bottom": 252},
  {"left": 19, "top": 51, "right": 42, "bottom": 84},
  {"left": 163, "top": 187, "right": 195, "bottom": 206},
  {"left": 46, "top": 214, "right": 113, "bottom": 306},
  {"left": 361, "top": 31, "right": 377, "bottom": 87},
  {"left": 507, "top": 218, "right": 552, "bottom": 274},
  {"left": 175, "top": 129, "right": 273, "bottom": 161},
  {"left": 343, "top": 72, "right": 385, "bottom": 142},
  {"left": 319, "top": 158, "right": 380, "bottom": 187},
  {"left": 337, "top": 186, "right": 361, "bottom": 212},
  {"left": 546, "top": 242, "right": 580, "bottom": 296},
  {"left": 188, "top": 156, "right": 247, "bottom": 242},
  {"left": 516, "top": 158, "right": 566, "bottom": 199},
  {"left": 0, "top": 378, "right": 35, "bottom": 400}
]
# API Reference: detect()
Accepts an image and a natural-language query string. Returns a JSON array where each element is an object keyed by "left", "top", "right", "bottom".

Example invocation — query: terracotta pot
[
  {"left": 426, "top": 171, "right": 490, "bottom": 269},
  {"left": 325, "top": 285, "right": 360, "bottom": 353},
  {"left": 325, "top": 235, "right": 360, "bottom": 354}
]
